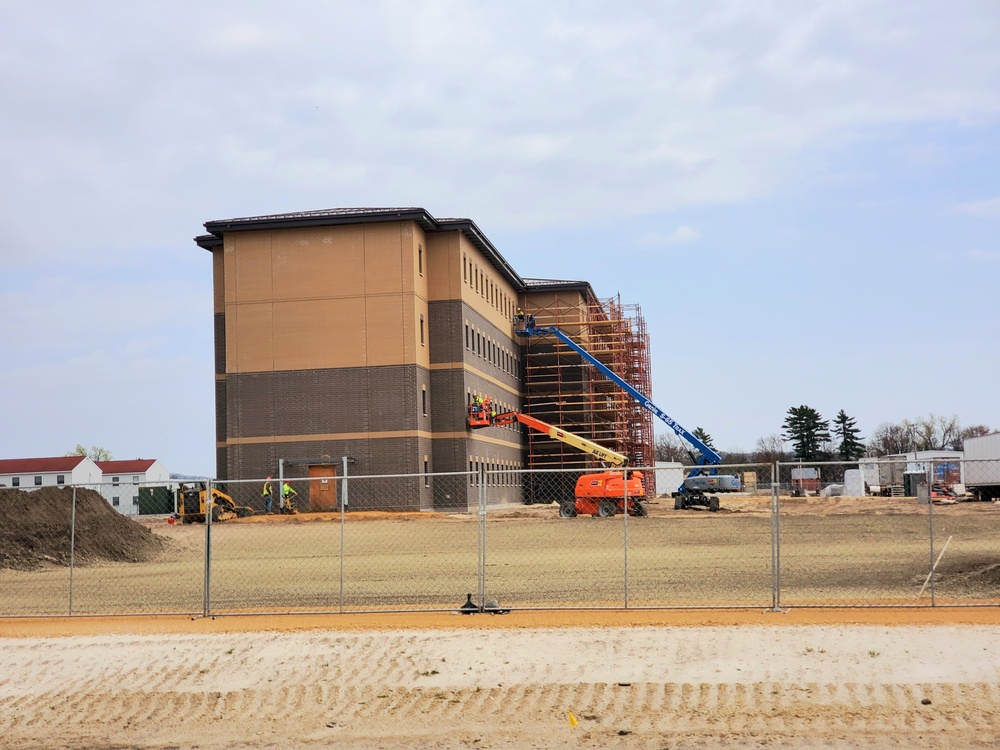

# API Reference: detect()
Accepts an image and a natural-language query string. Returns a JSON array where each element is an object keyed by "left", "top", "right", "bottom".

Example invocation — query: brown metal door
[{"left": 308, "top": 464, "right": 337, "bottom": 510}]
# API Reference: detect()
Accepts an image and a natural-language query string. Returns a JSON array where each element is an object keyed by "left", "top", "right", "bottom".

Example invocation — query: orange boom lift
[{"left": 468, "top": 398, "right": 646, "bottom": 518}]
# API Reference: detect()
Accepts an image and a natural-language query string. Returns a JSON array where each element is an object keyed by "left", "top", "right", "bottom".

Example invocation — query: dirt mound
[{"left": 0, "top": 487, "right": 167, "bottom": 571}]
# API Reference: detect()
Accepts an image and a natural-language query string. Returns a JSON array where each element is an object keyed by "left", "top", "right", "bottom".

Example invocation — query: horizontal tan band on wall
[
  {"left": 429, "top": 362, "right": 524, "bottom": 396},
  {"left": 220, "top": 430, "right": 475, "bottom": 447},
  {"left": 466, "top": 433, "right": 523, "bottom": 449}
]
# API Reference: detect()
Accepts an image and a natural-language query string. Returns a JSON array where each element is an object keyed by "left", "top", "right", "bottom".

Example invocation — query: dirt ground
[
  {"left": 2, "top": 611, "right": 1000, "bottom": 749},
  {"left": 1, "top": 494, "right": 998, "bottom": 748}
]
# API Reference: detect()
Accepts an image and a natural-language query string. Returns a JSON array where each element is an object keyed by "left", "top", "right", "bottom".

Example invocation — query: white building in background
[
  {"left": 0, "top": 456, "right": 172, "bottom": 517},
  {"left": 654, "top": 462, "right": 684, "bottom": 496},
  {"left": 94, "top": 459, "right": 171, "bottom": 516},
  {"left": 0, "top": 456, "right": 102, "bottom": 489}
]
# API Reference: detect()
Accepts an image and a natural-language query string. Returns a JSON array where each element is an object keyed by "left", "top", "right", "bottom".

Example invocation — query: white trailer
[{"left": 963, "top": 433, "right": 1000, "bottom": 501}]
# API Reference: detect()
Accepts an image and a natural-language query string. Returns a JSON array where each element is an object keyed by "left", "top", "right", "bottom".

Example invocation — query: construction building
[{"left": 194, "top": 207, "right": 653, "bottom": 511}]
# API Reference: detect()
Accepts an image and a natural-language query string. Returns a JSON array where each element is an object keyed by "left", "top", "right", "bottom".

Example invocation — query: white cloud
[
  {"left": 640, "top": 225, "right": 701, "bottom": 246},
  {"left": 953, "top": 197, "right": 1000, "bottom": 217},
  {"left": 967, "top": 248, "right": 1000, "bottom": 263},
  {"left": 1, "top": 0, "right": 998, "bottom": 257}
]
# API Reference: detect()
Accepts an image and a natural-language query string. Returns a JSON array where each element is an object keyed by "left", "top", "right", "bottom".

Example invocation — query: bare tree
[
  {"left": 654, "top": 433, "right": 693, "bottom": 465},
  {"left": 955, "top": 424, "right": 992, "bottom": 450},
  {"left": 66, "top": 444, "right": 114, "bottom": 461},
  {"left": 867, "top": 422, "right": 915, "bottom": 456},
  {"left": 910, "top": 414, "right": 962, "bottom": 451},
  {"left": 753, "top": 433, "right": 788, "bottom": 464}
]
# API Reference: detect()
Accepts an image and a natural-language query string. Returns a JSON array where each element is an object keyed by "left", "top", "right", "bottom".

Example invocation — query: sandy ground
[{"left": 2, "top": 610, "right": 1000, "bottom": 749}]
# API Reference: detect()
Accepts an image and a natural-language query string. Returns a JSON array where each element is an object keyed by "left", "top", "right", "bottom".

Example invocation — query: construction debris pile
[{"left": 0, "top": 487, "right": 166, "bottom": 571}]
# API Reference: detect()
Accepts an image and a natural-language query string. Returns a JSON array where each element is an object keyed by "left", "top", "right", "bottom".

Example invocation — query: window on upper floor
[
  {"left": 34, "top": 475, "right": 42, "bottom": 486},
  {"left": 57, "top": 474, "right": 65, "bottom": 485},
  {"left": 420, "top": 315, "right": 425, "bottom": 346},
  {"left": 12, "top": 477, "right": 20, "bottom": 487},
  {"left": 418, "top": 244, "right": 423, "bottom": 275},
  {"left": 112, "top": 476, "right": 120, "bottom": 485}
]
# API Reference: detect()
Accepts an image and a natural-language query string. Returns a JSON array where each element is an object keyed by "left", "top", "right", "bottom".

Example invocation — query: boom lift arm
[
  {"left": 513, "top": 314, "right": 738, "bottom": 511},
  {"left": 469, "top": 399, "right": 628, "bottom": 467},
  {"left": 514, "top": 315, "right": 721, "bottom": 465},
  {"left": 467, "top": 398, "right": 646, "bottom": 517}
]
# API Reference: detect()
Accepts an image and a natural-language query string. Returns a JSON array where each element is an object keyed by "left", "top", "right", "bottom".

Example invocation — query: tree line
[{"left": 655, "top": 408, "right": 992, "bottom": 465}]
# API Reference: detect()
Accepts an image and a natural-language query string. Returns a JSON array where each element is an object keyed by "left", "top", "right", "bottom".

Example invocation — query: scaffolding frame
[{"left": 520, "top": 290, "right": 655, "bottom": 477}]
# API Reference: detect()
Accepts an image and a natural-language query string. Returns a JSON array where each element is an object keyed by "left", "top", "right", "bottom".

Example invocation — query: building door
[{"left": 309, "top": 464, "right": 337, "bottom": 510}]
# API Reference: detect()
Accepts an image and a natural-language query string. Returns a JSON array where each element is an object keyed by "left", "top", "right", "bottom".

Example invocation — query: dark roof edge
[
  {"left": 196, "top": 207, "right": 525, "bottom": 290},
  {"left": 195, "top": 234, "right": 223, "bottom": 250},
  {"left": 436, "top": 217, "right": 524, "bottom": 289},
  {"left": 522, "top": 278, "right": 598, "bottom": 299}
]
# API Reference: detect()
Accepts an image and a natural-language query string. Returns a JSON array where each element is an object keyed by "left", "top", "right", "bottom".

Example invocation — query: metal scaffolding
[{"left": 521, "top": 290, "right": 655, "bottom": 477}]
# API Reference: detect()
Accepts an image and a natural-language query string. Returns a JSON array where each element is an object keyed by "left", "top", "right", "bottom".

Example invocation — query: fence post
[
  {"left": 927, "top": 460, "right": 936, "bottom": 607},
  {"left": 340, "top": 456, "right": 349, "bottom": 613},
  {"left": 623, "top": 468, "right": 629, "bottom": 609},
  {"left": 204, "top": 479, "right": 212, "bottom": 618},
  {"left": 478, "top": 466, "right": 486, "bottom": 612},
  {"left": 771, "top": 462, "right": 782, "bottom": 611},
  {"left": 69, "top": 486, "right": 77, "bottom": 616}
]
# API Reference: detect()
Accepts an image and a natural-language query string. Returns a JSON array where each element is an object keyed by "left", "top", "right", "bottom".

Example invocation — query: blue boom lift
[{"left": 514, "top": 313, "right": 740, "bottom": 511}]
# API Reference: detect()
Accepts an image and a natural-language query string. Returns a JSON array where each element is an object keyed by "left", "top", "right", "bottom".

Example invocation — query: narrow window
[
  {"left": 418, "top": 244, "right": 423, "bottom": 275},
  {"left": 423, "top": 459, "right": 430, "bottom": 488},
  {"left": 422, "top": 387, "right": 427, "bottom": 416},
  {"left": 465, "top": 323, "right": 470, "bottom": 349},
  {"left": 463, "top": 253, "right": 467, "bottom": 281},
  {"left": 420, "top": 314, "right": 425, "bottom": 346}
]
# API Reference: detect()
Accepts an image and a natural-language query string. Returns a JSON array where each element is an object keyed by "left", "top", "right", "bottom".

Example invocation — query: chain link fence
[{"left": 1, "top": 459, "right": 998, "bottom": 616}]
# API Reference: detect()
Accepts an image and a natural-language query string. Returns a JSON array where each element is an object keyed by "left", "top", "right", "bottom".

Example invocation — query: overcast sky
[{"left": 2, "top": 1, "right": 998, "bottom": 475}]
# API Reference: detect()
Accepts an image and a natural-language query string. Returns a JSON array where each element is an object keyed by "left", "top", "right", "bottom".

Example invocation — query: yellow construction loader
[{"left": 174, "top": 483, "right": 254, "bottom": 524}]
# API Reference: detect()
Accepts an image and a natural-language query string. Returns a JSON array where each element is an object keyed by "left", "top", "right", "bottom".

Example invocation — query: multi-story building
[
  {"left": 195, "top": 207, "right": 653, "bottom": 511},
  {"left": 94, "top": 459, "right": 171, "bottom": 516},
  {"left": 0, "top": 456, "right": 101, "bottom": 490}
]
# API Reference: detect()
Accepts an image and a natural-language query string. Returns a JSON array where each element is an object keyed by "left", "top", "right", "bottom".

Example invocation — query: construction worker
[
  {"left": 515, "top": 308, "right": 525, "bottom": 327},
  {"left": 262, "top": 476, "right": 273, "bottom": 514},
  {"left": 281, "top": 481, "right": 298, "bottom": 513}
]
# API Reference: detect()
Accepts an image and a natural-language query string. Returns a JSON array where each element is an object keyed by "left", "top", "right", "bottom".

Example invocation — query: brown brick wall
[
  {"left": 225, "top": 435, "right": 476, "bottom": 511},
  {"left": 224, "top": 365, "right": 426, "bottom": 439}
]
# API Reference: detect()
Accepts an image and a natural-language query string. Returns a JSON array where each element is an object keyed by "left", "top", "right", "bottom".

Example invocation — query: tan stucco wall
[{"left": 221, "top": 222, "right": 430, "bottom": 373}]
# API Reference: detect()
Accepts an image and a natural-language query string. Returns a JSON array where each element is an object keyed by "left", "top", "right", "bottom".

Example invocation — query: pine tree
[
  {"left": 832, "top": 409, "right": 865, "bottom": 460},
  {"left": 692, "top": 426, "right": 717, "bottom": 457},
  {"left": 692, "top": 427, "right": 715, "bottom": 449},
  {"left": 781, "top": 406, "right": 831, "bottom": 460}
]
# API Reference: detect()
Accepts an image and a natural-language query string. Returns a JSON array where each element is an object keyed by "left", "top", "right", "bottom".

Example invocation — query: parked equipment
[
  {"left": 514, "top": 314, "right": 740, "bottom": 511},
  {"left": 174, "top": 483, "right": 255, "bottom": 524},
  {"left": 963, "top": 432, "right": 1000, "bottom": 501},
  {"left": 468, "top": 399, "right": 647, "bottom": 517}
]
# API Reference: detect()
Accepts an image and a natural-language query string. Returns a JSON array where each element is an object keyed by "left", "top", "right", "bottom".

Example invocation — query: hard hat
[{"left": 266, "top": 476, "right": 272, "bottom": 479}]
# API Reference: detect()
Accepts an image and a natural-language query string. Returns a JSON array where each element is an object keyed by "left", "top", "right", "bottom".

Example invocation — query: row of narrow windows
[
  {"left": 465, "top": 323, "right": 518, "bottom": 376},
  {"left": 463, "top": 252, "right": 516, "bottom": 320},
  {"left": 468, "top": 457, "right": 523, "bottom": 486}
]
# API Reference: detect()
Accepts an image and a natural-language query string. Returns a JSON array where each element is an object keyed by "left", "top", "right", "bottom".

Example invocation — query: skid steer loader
[{"left": 174, "top": 483, "right": 254, "bottom": 524}]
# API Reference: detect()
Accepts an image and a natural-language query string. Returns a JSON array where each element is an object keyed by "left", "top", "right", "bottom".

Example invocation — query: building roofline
[
  {"left": 522, "top": 277, "right": 598, "bottom": 300},
  {"left": 195, "top": 207, "right": 525, "bottom": 290}
]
